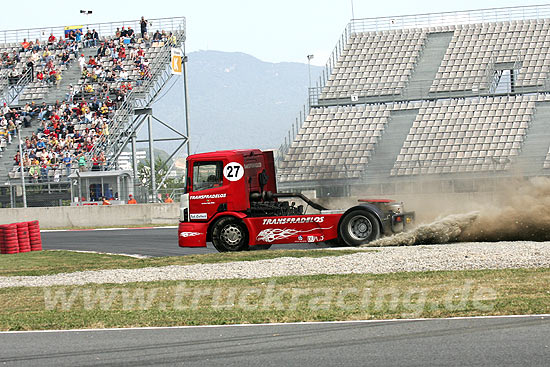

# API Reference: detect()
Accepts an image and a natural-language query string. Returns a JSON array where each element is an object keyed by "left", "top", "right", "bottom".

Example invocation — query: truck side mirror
[{"left": 259, "top": 169, "right": 269, "bottom": 190}]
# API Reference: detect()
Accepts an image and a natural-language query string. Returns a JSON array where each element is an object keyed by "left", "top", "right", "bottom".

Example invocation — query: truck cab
[{"left": 180, "top": 149, "right": 278, "bottom": 223}]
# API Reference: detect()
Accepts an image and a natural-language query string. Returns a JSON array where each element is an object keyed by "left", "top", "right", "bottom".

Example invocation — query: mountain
[{"left": 150, "top": 50, "right": 323, "bottom": 155}]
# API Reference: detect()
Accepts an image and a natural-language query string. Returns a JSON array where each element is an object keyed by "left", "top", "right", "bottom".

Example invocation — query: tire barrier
[
  {"left": 27, "top": 220, "right": 42, "bottom": 251},
  {"left": 0, "top": 225, "right": 5, "bottom": 254},
  {"left": 16, "top": 222, "right": 31, "bottom": 253},
  {"left": 0, "top": 223, "right": 19, "bottom": 255},
  {"left": 0, "top": 221, "right": 42, "bottom": 255}
]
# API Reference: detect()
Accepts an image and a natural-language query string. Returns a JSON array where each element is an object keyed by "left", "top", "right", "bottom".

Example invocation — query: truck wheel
[
  {"left": 212, "top": 217, "right": 249, "bottom": 252},
  {"left": 339, "top": 210, "right": 380, "bottom": 246}
]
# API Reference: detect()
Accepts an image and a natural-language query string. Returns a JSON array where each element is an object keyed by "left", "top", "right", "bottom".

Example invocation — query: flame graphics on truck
[{"left": 256, "top": 226, "right": 333, "bottom": 243}]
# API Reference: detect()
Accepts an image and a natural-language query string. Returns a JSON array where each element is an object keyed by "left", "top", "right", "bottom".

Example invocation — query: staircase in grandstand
[{"left": 85, "top": 26, "right": 186, "bottom": 170}]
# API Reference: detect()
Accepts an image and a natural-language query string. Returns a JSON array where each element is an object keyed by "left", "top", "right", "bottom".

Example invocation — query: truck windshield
[{"left": 192, "top": 161, "right": 223, "bottom": 191}]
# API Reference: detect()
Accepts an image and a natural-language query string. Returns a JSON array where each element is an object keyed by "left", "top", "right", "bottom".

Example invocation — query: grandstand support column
[
  {"left": 148, "top": 115, "right": 157, "bottom": 202},
  {"left": 131, "top": 134, "right": 138, "bottom": 188},
  {"left": 16, "top": 125, "right": 27, "bottom": 208},
  {"left": 183, "top": 50, "right": 191, "bottom": 156}
]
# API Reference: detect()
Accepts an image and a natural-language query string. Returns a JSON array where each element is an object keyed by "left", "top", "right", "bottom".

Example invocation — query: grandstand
[
  {"left": 0, "top": 17, "right": 186, "bottom": 207},
  {"left": 278, "top": 4, "right": 550, "bottom": 197}
]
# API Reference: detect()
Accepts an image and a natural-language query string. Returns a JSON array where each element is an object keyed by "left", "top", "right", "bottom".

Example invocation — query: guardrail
[
  {"left": 349, "top": 4, "right": 550, "bottom": 33},
  {"left": 0, "top": 16, "right": 186, "bottom": 46}
]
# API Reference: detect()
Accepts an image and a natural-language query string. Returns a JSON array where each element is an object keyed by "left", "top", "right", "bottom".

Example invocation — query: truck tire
[
  {"left": 212, "top": 217, "right": 249, "bottom": 252},
  {"left": 338, "top": 210, "right": 380, "bottom": 246}
]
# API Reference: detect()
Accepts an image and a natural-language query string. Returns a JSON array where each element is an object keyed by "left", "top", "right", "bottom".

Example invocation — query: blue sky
[{"left": 1, "top": 0, "right": 548, "bottom": 66}]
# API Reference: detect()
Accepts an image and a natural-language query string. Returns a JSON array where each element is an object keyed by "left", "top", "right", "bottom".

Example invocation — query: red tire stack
[
  {"left": 16, "top": 222, "right": 31, "bottom": 253},
  {"left": 1, "top": 224, "right": 19, "bottom": 254},
  {"left": 27, "top": 220, "right": 43, "bottom": 251},
  {"left": 0, "top": 224, "right": 5, "bottom": 254}
]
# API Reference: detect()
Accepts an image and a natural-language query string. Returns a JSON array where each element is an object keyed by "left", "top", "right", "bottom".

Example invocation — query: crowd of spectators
[
  {"left": 3, "top": 16, "right": 180, "bottom": 185},
  {"left": 11, "top": 99, "right": 113, "bottom": 183}
]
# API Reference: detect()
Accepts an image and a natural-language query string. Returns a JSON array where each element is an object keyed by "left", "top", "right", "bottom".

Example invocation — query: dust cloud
[
  {"left": 366, "top": 212, "right": 480, "bottom": 247},
  {"left": 332, "top": 176, "right": 550, "bottom": 247}
]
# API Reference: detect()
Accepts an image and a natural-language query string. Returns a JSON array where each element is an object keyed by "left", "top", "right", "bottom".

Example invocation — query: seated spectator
[
  {"left": 92, "top": 29, "right": 99, "bottom": 46},
  {"left": 87, "top": 56, "right": 97, "bottom": 68},
  {"left": 21, "top": 38, "right": 30, "bottom": 51},
  {"left": 42, "top": 48, "right": 52, "bottom": 64},
  {"left": 118, "top": 46, "right": 126, "bottom": 60},
  {"left": 60, "top": 51, "right": 70, "bottom": 65},
  {"left": 62, "top": 153, "right": 72, "bottom": 176},
  {"left": 40, "top": 158, "right": 50, "bottom": 182},
  {"left": 117, "top": 69, "right": 129, "bottom": 81},
  {"left": 32, "top": 39, "right": 42, "bottom": 52},
  {"left": 47, "top": 33, "right": 56, "bottom": 46},
  {"left": 168, "top": 32, "right": 177, "bottom": 46},
  {"left": 29, "top": 160, "right": 40, "bottom": 182},
  {"left": 97, "top": 43, "right": 107, "bottom": 57},
  {"left": 75, "top": 29, "right": 82, "bottom": 44},
  {"left": 84, "top": 29, "right": 93, "bottom": 48}
]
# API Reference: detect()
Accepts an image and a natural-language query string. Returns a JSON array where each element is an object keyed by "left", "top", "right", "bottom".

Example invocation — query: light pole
[
  {"left": 17, "top": 124, "right": 27, "bottom": 208},
  {"left": 307, "top": 54, "right": 314, "bottom": 90},
  {"left": 80, "top": 10, "right": 93, "bottom": 25}
]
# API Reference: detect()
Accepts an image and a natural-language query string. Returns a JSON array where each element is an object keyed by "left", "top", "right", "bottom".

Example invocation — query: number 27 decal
[{"left": 223, "top": 162, "right": 244, "bottom": 181}]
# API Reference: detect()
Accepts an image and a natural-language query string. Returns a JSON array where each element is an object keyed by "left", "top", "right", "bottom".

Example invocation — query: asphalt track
[
  {"left": 42, "top": 227, "right": 328, "bottom": 257},
  {"left": 1, "top": 316, "right": 549, "bottom": 366}
]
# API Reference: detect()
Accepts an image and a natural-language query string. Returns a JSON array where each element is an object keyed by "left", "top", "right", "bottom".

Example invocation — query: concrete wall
[{"left": 0, "top": 203, "right": 179, "bottom": 228}]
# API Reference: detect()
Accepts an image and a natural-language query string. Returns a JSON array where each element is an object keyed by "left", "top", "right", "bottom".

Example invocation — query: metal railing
[
  {"left": 349, "top": 4, "right": 550, "bottom": 33},
  {"left": 0, "top": 67, "right": 33, "bottom": 105},
  {"left": 0, "top": 16, "right": 186, "bottom": 46}
]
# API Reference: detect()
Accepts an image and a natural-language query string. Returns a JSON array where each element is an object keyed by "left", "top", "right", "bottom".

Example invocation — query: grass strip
[
  {"left": 0, "top": 268, "right": 549, "bottom": 331},
  {"left": 0, "top": 249, "right": 363, "bottom": 277}
]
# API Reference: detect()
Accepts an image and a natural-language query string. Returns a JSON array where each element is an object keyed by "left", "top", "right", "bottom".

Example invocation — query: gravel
[{"left": 2, "top": 241, "right": 550, "bottom": 288}]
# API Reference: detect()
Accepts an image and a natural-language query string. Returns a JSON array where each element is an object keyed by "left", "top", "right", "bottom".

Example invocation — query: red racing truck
[{"left": 178, "top": 149, "right": 414, "bottom": 252}]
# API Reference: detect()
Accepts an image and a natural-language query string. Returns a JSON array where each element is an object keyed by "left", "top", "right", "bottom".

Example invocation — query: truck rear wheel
[
  {"left": 339, "top": 210, "right": 380, "bottom": 246},
  {"left": 212, "top": 217, "right": 249, "bottom": 252}
]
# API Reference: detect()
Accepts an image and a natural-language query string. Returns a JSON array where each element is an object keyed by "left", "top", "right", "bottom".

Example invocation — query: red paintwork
[
  {"left": 178, "top": 214, "right": 342, "bottom": 248},
  {"left": 178, "top": 149, "right": 344, "bottom": 248}
]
